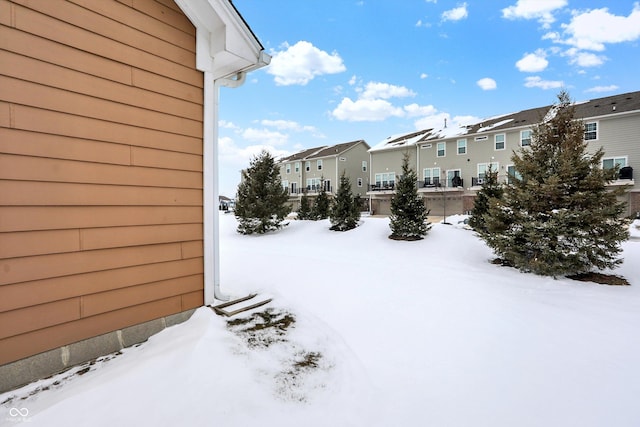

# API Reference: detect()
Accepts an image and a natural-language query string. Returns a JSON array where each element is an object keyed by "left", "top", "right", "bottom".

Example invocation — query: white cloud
[
  {"left": 414, "top": 113, "right": 479, "bottom": 131},
  {"left": 348, "top": 75, "right": 358, "bottom": 85},
  {"left": 585, "top": 85, "right": 619, "bottom": 93},
  {"left": 404, "top": 103, "right": 437, "bottom": 118},
  {"left": 560, "top": 4, "right": 640, "bottom": 51},
  {"left": 442, "top": 3, "right": 468, "bottom": 22},
  {"left": 502, "top": 0, "right": 567, "bottom": 28},
  {"left": 566, "top": 50, "right": 606, "bottom": 67},
  {"left": 241, "top": 128, "right": 289, "bottom": 146},
  {"left": 524, "top": 76, "right": 564, "bottom": 90},
  {"left": 420, "top": 73, "right": 429, "bottom": 79},
  {"left": 360, "top": 82, "right": 416, "bottom": 100},
  {"left": 516, "top": 50, "right": 549, "bottom": 72},
  {"left": 267, "top": 41, "right": 346, "bottom": 86},
  {"left": 476, "top": 77, "right": 497, "bottom": 90},
  {"left": 331, "top": 98, "right": 405, "bottom": 122},
  {"left": 415, "top": 19, "right": 432, "bottom": 28},
  {"left": 218, "top": 120, "right": 240, "bottom": 130}
]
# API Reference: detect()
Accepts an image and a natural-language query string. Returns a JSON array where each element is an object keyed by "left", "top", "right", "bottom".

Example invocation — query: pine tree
[
  {"left": 483, "top": 90, "right": 629, "bottom": 276},
  {"left": 297, "top": 191, "right": 312, "bottom": 220},
  {"left": 329, "top": 171, "right": 361, "bottom": 231},
  {"left": 468, "top": 164, "right": 504, "bottom": 234},
  {"left": 234, "top": 150, "right": 291, "bottom": 234},
  {"left": 311, "top": 177, "right": 330, "bottom": 220},
  {"left": 389, "top": 152, "right": 431, "bottom": 240}
]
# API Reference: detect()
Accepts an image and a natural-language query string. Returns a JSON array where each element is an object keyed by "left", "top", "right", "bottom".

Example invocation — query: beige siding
[{"left": 0, "top": 0, "right": 205, "bottom": 365}]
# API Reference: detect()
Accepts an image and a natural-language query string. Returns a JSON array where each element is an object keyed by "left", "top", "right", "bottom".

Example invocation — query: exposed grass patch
[
  {"left": 227, "top": 308, "right": 296, "bottom": 348},
  {"left": 567, "top": 272, "right": 630, "bottom": 286}
]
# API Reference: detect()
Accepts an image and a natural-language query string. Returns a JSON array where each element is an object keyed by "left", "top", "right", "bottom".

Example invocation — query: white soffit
[{"left": 175, "top": 0, "right": 270, "bottom": 78}]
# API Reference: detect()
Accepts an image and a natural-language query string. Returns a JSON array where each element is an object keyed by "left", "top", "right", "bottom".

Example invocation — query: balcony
[{"left": 369, "top": 182, "right": 395, "bottom": 192}]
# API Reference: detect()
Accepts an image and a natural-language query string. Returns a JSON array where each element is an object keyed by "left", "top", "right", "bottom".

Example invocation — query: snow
[
  {"left": 2, "top": 216, "right": 640, "bottom": 426},
  {"left": 477, "top": 118, "right": 515, "bottom": 133},
  {"left": 369, "top": 129, "right": 431, "bottom": 152}
]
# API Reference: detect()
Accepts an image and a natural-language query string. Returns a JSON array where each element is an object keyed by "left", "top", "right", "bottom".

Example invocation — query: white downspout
[{"left": 204, "top": 71, "right": 247, "bottom": 304}]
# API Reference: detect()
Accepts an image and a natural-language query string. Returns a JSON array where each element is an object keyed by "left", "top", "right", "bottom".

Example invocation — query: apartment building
[
  {"left": 278, "top": 140, "right": 370, "bottom": 210},
  {"left": 369, "top": 90, "right": 639, "bottom": 216}
]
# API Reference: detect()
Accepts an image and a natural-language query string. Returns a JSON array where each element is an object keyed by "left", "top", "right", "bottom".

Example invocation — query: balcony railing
[{"left": 369, "top": 183, "right": 395, "bottom": 191}]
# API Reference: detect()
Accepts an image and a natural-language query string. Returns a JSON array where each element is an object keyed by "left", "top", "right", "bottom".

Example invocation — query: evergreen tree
[
  {"left": 234, "top": 150, "right": 291, "bottom": 234},
  {"left": 311, "top": 177, "right": 330, "bottom": 220},
  {"left": 329, "top": 171, "right": 361, "bottom": 231},
  {"left": 483, "top": 90, "right": 629, "bottom": 276},
  {"left": 297, "top": 191, "right": 312, "bottom": 220},
  {"left": 468, "top": 164, "right": 504, "bottom": 234},
  {"left": 389, "top": 152, "right": 431, "bottom": 240}
]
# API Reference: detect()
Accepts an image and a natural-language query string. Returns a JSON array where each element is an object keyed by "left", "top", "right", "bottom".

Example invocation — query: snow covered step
[{"left": 210, "top": 293, "right": 273, "bottom": 317}]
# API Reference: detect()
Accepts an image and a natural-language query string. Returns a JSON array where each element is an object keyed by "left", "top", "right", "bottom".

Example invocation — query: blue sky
[{"left": 217, "top": 0, "right": 640, "bottom": 196}]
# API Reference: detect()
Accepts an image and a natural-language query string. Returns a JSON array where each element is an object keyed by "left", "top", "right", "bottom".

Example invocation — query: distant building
[
  {"left": 369, "top": 90, "right": 640, "bottom": 216},
  {"left": 278, "top": 140, "right": 371, "bottom": 211}
]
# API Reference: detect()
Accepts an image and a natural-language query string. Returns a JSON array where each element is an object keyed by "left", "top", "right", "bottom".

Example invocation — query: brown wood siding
[{"left": 0, "top": 0, "right": 205, "bottom": 365}]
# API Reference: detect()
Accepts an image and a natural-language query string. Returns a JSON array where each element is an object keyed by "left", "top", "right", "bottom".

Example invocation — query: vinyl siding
[{"left": 0, "top": 0, "right": 204, "bottom": 365}]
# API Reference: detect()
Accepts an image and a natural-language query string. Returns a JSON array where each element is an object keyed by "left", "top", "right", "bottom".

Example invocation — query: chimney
[{"left": 444, "top": 118, "right": 448, "bottom": 128}]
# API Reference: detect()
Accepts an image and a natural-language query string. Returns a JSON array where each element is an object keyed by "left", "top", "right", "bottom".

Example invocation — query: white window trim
[
  {"left": 436, "top": 142, "right": 446, "bottom": 157},
  {"left": 520, "top": 130, "right": 532, "bottom": 147},
  {"left": 305, "top": 161, "right": 310, "bottom": 172},
  {"left": 317, "top": 159, "right": 323, "bottom": 170},
  {"left": 294, "top": 162, "right": 300, "bottom": 173},
  {"left": 357, "top": 178, "right": 363, "bottom": 187},
  {"left": 457, "top": 139, "right": 467, "bottom": 155},
  {"left": 362, "top": 161, "right": 367, "bottom": 172},
  {"left": 285, "top": 163, "right": 291, "bottom": 174},
  {"left": 494, "top": 133, "right": 506, "bottom": 151},
  {"left": 477, "top": 162, "right": 500, "bottom": 179},
  {"left": 584, "top": 121, "right": 599, "bottom": 141},
  {"left": 602, "top": 156, "right": 627, "bottom": 169}
]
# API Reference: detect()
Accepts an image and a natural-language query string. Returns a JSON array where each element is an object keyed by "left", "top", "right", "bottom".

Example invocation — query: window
[
  {"left": 520, "top": 130, "right": 532, "bottom": 147},
  {"left": 357, "top": 178, "right": 363, "bottom": 187},
  {"left": 317, "top": 159, "right": 323, "bottom": 171},
  {"left": 282, "top": 180, "right": 289, "bottom": 191},
  {"left": 423, "top": 167, "right": 441, "bottom": 186},
  {"left": 306, "top": 178, "right": 321, "bottom": 191},
  {"left": 294, "top": 162, "right": 300, "bottom": 173},
  {"left": 437, "top": 142, "right": 446, "bottom": 157},
  {"left": 305, "top": 161, "right": 310, "bottom": 172},
  {"left": 602, "top": 157, "right": 627, "bottom": 170},
  {"left": 290, "top": 182, "right": 297, "bottom": 194},
  {"left": 285, "top": 163, "right": 291, "bottom": 174},
  {"left": 457, "top": 139, "right": 467, "bottom": 155},
  {"left": 374, "top": 172, "right": 396, "bottom": 188},
  {"left": 477, "top": 162, "right": 499, "bottom": 180},
  {"left": 507, "top": 165, "right": 521, "bottom": 184},
  {"left": 495, "top": 134, "right": 505, "bottom": 150},
  {"left": 362, "top": 161, "right": 367, "bottom": 172},
  {"left": 584, "top": 122, "right": 598, "bottom": 141},
  {"left": 447, "top": 170, "right": 462, "bottom": 187}
]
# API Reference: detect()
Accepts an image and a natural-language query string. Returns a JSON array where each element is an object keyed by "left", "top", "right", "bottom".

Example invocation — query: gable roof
[
  {"left": 369, "top": 129, "right": 434, "bottom": 152},
  {"left": 370, "top": 90, "right": 640, "bottom": 153},
  {"left": 307, "top": 140, "right": 369, "bottom": 159},
  {"left": 279, "top": 140, "right": 370, "bottom": 162},
  {"left": 280, "top": 146, "right": 327, "bottom": 162}
]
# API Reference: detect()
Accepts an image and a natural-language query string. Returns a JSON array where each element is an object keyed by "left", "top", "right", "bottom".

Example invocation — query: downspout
[{"left": 206, "top": 71, "right": 247, "bottom": 303}]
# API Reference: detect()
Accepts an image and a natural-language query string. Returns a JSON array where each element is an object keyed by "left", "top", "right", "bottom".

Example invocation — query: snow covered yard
[{"left": 2, "top": 215, "right": 640, "bottom": 427}]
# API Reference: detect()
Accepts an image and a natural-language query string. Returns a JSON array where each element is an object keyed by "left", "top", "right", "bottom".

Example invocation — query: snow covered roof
[
  {"left": 279, "top": 140, "right": 370, "bottom": 162},
  {"left": 369, "top": 129, "right": 435, "bottom": 152}
]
